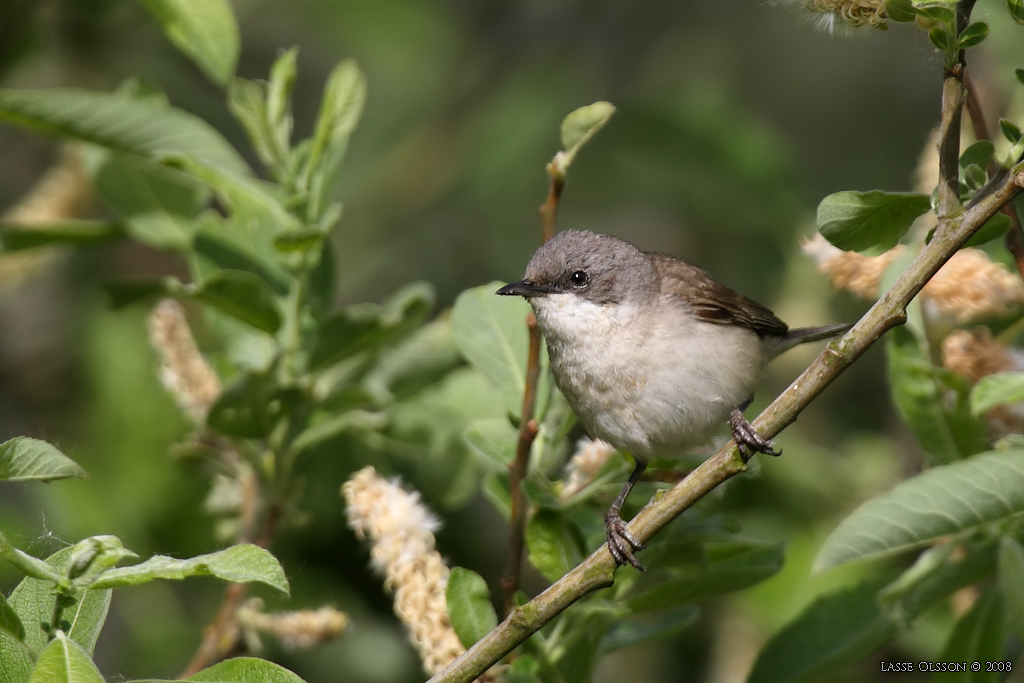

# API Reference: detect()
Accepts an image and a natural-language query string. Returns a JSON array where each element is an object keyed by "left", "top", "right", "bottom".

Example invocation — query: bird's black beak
[{"left": 496, "top": 280, "right": 551, "bottom": 298}]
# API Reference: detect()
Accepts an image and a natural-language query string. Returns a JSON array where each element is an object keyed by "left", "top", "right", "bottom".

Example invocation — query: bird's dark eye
[{"left": 570, "top": 270, "right": 589, "bottom": 288}]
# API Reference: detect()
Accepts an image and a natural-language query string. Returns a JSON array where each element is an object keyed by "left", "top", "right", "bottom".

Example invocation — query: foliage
[{"left": 1, "top": 0, "right": 1024, "bottom": 681}]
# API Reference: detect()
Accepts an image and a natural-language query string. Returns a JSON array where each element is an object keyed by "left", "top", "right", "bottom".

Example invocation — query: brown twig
[{"left": 501, "top": 163, "right": 564, "bottom": 616}]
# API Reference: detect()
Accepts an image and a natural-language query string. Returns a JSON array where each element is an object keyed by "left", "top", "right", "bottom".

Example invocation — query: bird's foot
[
  {"left": 605, "top": 509, "right": 646, "bottom": 571},
  {"left": 728, "top": 408, "right": 781, "bottom": 459}
]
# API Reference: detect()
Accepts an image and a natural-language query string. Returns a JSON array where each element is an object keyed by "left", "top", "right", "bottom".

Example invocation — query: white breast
[{"left": 532, "top": 293, "right": 765, "bottom": 456}]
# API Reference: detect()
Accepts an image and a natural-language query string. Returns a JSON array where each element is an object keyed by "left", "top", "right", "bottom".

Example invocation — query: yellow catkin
[
  {"left": 0, "top": 145, "right": 93, "bottom": 290},
  {"left": 560, "top": 438, "right": 617, "bottom": 501},
  {"left": 805, "top": 0, "right": 888, "bottom": 28},
  {"left": 803, "top": 235, "right": 1024, "bottom": 323},
  {"left": 342, "top": 467, "right": 495, "bottom": 680},
  {"left": 147, "top": 299, "right": 221, "bottom": 423},
  {"left": 237, "top": 599, "right": 349, "bottom": 651}
]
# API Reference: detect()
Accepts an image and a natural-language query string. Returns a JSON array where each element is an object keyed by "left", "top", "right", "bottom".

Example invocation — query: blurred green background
[{"left": 2, "top": 1, "right": 1018, "bottom": 681}]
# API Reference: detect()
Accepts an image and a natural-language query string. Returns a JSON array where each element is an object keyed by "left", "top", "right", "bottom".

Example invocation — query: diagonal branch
[{"left": 428, "top": 164, "right": 1024, "bottom": 683}]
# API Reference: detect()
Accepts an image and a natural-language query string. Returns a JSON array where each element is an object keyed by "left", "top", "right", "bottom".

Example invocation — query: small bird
[{"left": 497, "top": 230, "right": 850, "bottom": 570}]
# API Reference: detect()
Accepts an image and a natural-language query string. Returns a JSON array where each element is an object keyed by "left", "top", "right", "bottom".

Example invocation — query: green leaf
[
  {"left": 0, "top": 89, "right": 248, "bottom": 177},
  {"left": 228, "top": 79, "right": 287, "bottom": 174},
  {"left": 960, "top": 140, "right": 995, "bottom": 169},
  {"left": 301, "top": 59, "right": 366, "bottom": 221},
  {"left": 814, "top": 449, "right": 1024, "bottom": 572},
  {"left": 1016, "top": 68, "right": 1024, "bottom": 86},
  {"left": 887, "top": 326, "right": 985, "bottom": 464},
  {"left": 935, "top": 588, "right": 1004, "bottom": 682},
  {"left": 0, "top": 221, "right": 123, "bottom": 252},
  {"left": 559, "top": 101, "right": 615, "bottom": 169},
  {"left": 817, "top": 190, "right": 931, "bottom": 255},
  {"left": 748, "top": 577, "right": 896, "bottom": 683},
  {"left": 8, "top": 546, "right": 111, "bottom": 657},
  {"left": 87, "top": 544, "right": 289, "bottom": 594},
  {"left": 451, "top": 283, "right": 534, "bottom": 417},
  {"left": 929, "top": 26, "right": 950, "bottom": 53},
  {"left": 266, "top": 48, "right": 298, "bottom": 156},
  {"left": 0, "top": 437, "right": 86, "bottom": 482},
  {"left": 884, "top": 0, "right": 918, "bottom": 22},
  {"left": 446, "top": 567, "right": 497, "bottom": 648},
  {"left": 464, "top": 419, "right": 518, "bottom": 467},
  {"left": 1009, "top": 0, "right": 1024, "bottom": 25},
  {"left": 957, "top": 21, "right": 989, "bottom": 49},
  {"left": 1000, "top": 118, "right": 1023, "bottom": 144},
  {"left": 137, "top": 0, "right": 239, "bottom": 86},
  {"left": 627, "top": 541, "right": 785, "bottom": 611},
  {"left": 0, "top": 594, "right": 25, "bottom": 644},
  {"left": 0, "top": 532, "right": 66, "bottom": 585},
  {"left": 27, "top": 632, "right": 104, "bottom": 683},
  {"left": 102, "top": 278, "right": 175, "bottom": 309},
  {"left": 526, "top": 511, "right": 582, "bottom": 582},
  {"left": 998, "top": 537, "right": 1024, "bottom": 640},
  {"left": 310, "top": 282, "right": 434, "bottom": 369},
  {"left": 206, "top": 368, "right": 295, "bottom": 439},
  {"left": 187, "top": 657, "right": 307, "bottom": 683},
  {"left": 964, "top": 212, "right": 1010, "bottom": 247},
  {"left": 916, "top": 4, "right": 956, "bottom": 23},
  {"left": 272, "top": 228, "right": 323, "bottom": 252},
  {"left": 482, "top": 472, "right": 511, "bottom": 519},
  {"left": 89, "top": 152, "right": 204, "bottom": 251},
  {"left": 971, "top": 371, "right": 1024, "bottom": 416},
  {"left": 599, "top": 606, "right": 699, "bottom": 651},
  {"left": 192, "top": 270, "right": 282, "bottom": 333},
  {"left": 287, "top": 410, "right": 387, "bottom": 459}
]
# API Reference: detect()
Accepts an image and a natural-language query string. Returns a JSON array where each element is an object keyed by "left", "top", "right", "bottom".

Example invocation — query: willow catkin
[{"left": 147, "top": 299, "right": 221, "bottom": 423}]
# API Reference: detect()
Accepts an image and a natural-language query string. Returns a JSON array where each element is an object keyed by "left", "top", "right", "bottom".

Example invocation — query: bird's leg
[
  {"left": 729, "top": 397, "right": 780, "bottom": 459},
  {"left": 605, "top": 458, "right": 647, "bottom": 571}
]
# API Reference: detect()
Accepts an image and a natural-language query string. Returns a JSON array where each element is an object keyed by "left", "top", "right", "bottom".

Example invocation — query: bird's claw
[
  {"left": 728, "top": 409, "right": 781, "bottom": 459},
  {"left": 605, "top": 509, "right": 646, "bottom": 571}
]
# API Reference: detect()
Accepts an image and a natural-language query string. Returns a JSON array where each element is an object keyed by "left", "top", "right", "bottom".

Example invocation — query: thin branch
[{"left": 502, "top": 163, "right": 564, "bottom": 615}]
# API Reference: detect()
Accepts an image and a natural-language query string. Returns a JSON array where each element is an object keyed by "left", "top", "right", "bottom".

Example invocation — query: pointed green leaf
[
  {"left": 192, "top": 270, "right": 281, "bottom": 333},
  {"left": 0, "top": 532, "right": 66, "bottom": 584},
  {"left": 186, "top": 657, "right": 307, "bottom": 683},
  {"left": 1000, "top": 118, "right": 1023, "bottom": 144},
  {"left": 957, "top": 21, "right": 989, "bottom": 49},
  {"left": 8, "top": 546, "right": 111, "bottom": 657},
  {"left": 1008, "top": 0, "right": 1024, "bottom": 23},
  {"left": 884, "top": 0, "right": 918, "bottom": 22},
  {"left": 0, "top": 437, "right": 86, "bottom": 482},
  {"left": 815, "top": 450, "right": 1024, "bottom": 571},
  {"left": 228, "top": 79, "right": 287, "bottom": 174},
  {"left": 887, "top": 327, "right": 986, "bottom": 464},
  {"left": 599, "top": 606, "right": 699, "bottom": 651},
  {"left": 960, "top": 140, "right": 995, "bottom": 169},
  {"left": 464, "top": 419, "right": 518, "bottom": 467},
  {"left": 89, "top": 153, "right": 205, "bottom": 251},
  {"left": 266, "top": 48, "right": 298, "bottom": 154},
  {"left": 451, "top": 283, "right": 532, "bottom": 417},
  {"left": 446, "top": 567, "right": 497, "bottom": 648},
  {"left": 627, "top": 541, "right": 785, "bottom": 610},
  {"left": 998, "top": 537, "right": 1024, "bottom": 640},
  {"left": 137, "top": 0, "right": 239, "bottom": 85},
  {"left": 929, "top": 27, "right": 950, "bottom": 53},
  {"left": 302, "top": 59, "right": 366, "bottom": 220},
  {"left": 817, "top": 190, "right": 931, "bottom": 255},
  {"left": 0, "top": 594, "right": 25, "bottom": 644},
  {"left": 970, "top": 371, "right": 1024, "bottom": 416},
  {"left": 272, "top": 228, "right": 323, "bottom": 252},
  {"left": 748, "top": 577, "right": 896, "bottom": 683},
  {"left": 935, "top": 588, "right": 1004, "bottom": 682},
  {"left": 0, "top": 89, "right": 248, "bottom": 176},
  {"left": 0, "top": 221, "right": 123, "bottom": 251},
  {"left": 28, "top": 632, "right": 103, "bottom": 683},
  {"left": 310, "top": 282, "right": 433, "bottom": 369},
  {"left": 1016, "top": 68, "right": 1024, "bottom": 86},
  {"left": 559, "top": 101, "right": 615, "bottom": 169},
  {"left": 526, "top": 512, "right": 582, "bottom": 582},
  {"left": 87, "top": 544, "right": 289, "bottom": 594}
]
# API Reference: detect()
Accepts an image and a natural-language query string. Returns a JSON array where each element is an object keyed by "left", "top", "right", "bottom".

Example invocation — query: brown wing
[{"left": 650, "top": 253, "right": 789, "bottom": 338}]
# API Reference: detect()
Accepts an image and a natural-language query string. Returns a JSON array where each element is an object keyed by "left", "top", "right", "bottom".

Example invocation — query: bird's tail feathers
[{"left": 766, "top": 322, "right": 853, "bottom": 358}]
